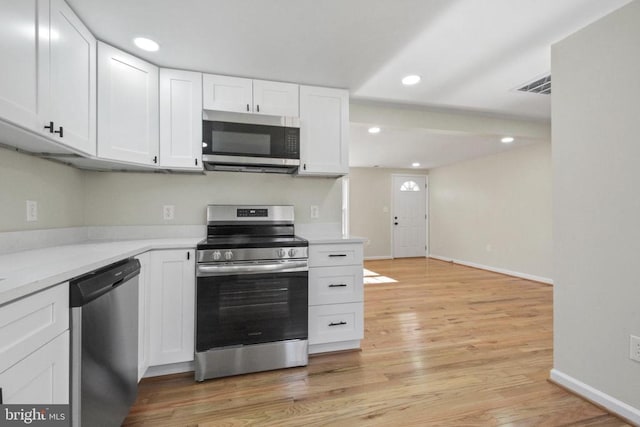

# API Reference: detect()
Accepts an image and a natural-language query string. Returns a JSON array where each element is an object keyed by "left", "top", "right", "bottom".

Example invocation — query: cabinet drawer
[
  {"left": 309, "top": 266, "right": 363, "bottom": 305},
  {"left": 308, "top": 303, "right": 363, "bottom": 345},
  {"left": 308, "top": 243, "right": 363, "bottom": 267},
  {"left": 0, "top": 283, "right": 69, "bottom": 374}
]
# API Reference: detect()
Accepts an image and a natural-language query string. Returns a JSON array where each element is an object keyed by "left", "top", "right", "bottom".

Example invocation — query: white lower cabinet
[
  {"left": 0, "top": 331, "right": 69, "bottom": 404},
  {"left": 308, "top": 242, "right": 364, "bottom": 354},
  {"left": 148, "top": 249, "right": 195, "bottom": 367},
  {"left": 0, "top": 283, "right": 70, "bottom": 404}
]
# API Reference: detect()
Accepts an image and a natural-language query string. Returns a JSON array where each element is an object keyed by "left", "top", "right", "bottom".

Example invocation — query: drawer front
[
  {"left": 308, "top": 243, "right": 363, "bottom": 267},
  {"left": 0, "top": 283, "right": 69, "bottom": 373},
  {"left": 309, "top": 266, "right": 363, "bottom": 305},
  {"left": 308, "top": 303, "right": 363, "bottom": 345}
]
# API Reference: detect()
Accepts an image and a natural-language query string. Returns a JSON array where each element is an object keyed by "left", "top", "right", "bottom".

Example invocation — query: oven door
[{"left": 196, "top": 261, "right": 308, "bottom": 352}]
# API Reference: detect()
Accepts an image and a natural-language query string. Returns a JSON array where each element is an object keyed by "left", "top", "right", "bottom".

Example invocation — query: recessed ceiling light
[
  {"left": 402, "top": 75, "right": 421, "bottom": 86},
  {"left": 412, "top": 162, "right": 421, "bottom": 167},
  {"left": 133, "top": 37, "right": 159, "bottom": 52},
  {"left": 501, "top": 136, "right": 515, "bottom": 144},
  {"left": 368, "top": 126, "right": 381, "bottom": 134}
]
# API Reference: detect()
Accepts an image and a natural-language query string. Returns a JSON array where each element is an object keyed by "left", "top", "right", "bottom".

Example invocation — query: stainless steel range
[{"left": 195, "top": 205, "right": 309, "bottom": 381}]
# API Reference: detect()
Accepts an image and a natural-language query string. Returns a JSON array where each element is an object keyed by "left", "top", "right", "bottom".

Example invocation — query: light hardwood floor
[{"left": 124, "top": 258, "right": 628, "bottom": 426}]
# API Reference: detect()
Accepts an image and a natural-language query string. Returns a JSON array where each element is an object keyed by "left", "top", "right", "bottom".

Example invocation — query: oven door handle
[{"left": 197, "top": 261, "right": 309, "bottom": 277}]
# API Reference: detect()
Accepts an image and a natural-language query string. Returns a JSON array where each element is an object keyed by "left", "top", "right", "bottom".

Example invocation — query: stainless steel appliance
[
  {"left": 69, "top": 258, "right": 140, "bottom": 427},
  {"left": 202, "top": 120, "right": 300, "bottom": 173},
  {"left": 195, "top": 205, "right": 309, "bottom": 381}
]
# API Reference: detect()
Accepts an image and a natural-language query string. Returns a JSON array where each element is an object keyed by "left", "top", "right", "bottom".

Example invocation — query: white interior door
[{"left": 392, "top": 175, "right": 428, "bottom": 258}]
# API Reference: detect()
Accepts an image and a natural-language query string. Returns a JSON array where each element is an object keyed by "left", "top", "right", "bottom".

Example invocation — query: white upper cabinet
[
  {"left": 298, "top": 85, "right": 349, "bottom": 176},
  {"left": 0, "top": 0, "right": 43, "bottom": 131},
  {"left": 202, "top": 74, "right": 252, "bottom": 113},
  {"left": 97, "top": 41, "right": 159, "bottom": 166},
  {"left": 252, "top": 79, "right": 299, "bottom": 117},
  {"left": 0, "top": 0, "right": 96, "bottom": 155},
  {"left": 203, "top": 74, "right": 298, "bottom": 117},
  {"left": 159, "top": 69, "right": 202, "bottom": 169},
  {"left": 48, "top": 0, "right": 96, "bottom": 155}
]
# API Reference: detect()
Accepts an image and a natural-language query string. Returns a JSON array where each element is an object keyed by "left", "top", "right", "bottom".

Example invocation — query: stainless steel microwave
[{"left": 202, "top": 120, "right": 300, "bottom": 173}]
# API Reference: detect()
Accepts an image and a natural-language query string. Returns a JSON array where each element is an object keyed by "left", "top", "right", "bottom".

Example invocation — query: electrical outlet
[
  {"left": 163, "top": 205, "right": 175, "bottom": 221},
  {"left": 310, "top": 205, "right": 320, "bottom": 219},
  {"left": 630, "top": 335, "right": 640, "bottom": 362},
  {"left": 26, "top": 200, "right": 38, "bottom": 222}
]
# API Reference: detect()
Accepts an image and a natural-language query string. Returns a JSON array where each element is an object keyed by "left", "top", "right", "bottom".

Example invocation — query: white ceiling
[
  {"left": 350, "top": 124, "right": 539, "bottom": 169},
  {"left": 66, "top": 0, "right": 631, "bottom": 168}
]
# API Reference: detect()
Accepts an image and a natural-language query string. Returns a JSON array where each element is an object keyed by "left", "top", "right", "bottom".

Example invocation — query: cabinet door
[
  {"left": 253, "top": 80, "right": 299, "bottom": 117},
  {"left": 0, "top": 331, "right": 69, "bottom": 404},
  {"left": 136, "top": 252, "right": 151, "bottom": 381},
  {"left": 0, "top": 0, "right": 47, "bottom": 131},
  {"left": 298, "top": 85, "right": 349, "bottom": 176},
  {"left": 202, "top": 74, "right": 252, "bottom": 113},
  {"left": 97, "top": 41, "right": 159, "bottom": 165},
  {"left": 159, "top": 69, "right": 202, "bottom": 169},
  {"left": 149, "top": 249, "right": 195, "bottom": 366},
  {"left": 47, "top": 0, "right": 96, "bottom": 155}
]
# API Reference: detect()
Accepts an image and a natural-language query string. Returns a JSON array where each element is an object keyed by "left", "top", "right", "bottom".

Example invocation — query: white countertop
[
  {"left": 0, "top": 233, "right": 367, "bottom": 306},
  {"left": 299, "top": 234, "right": 367, "bottom": 245},
  {"left": 0, "top": 238, "right": 200, "bottom": 306}
]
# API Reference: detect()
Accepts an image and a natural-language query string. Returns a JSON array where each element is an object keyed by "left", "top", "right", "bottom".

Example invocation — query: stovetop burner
[{"left": 197, "top": 204, "right": 309, "bottom": 262}]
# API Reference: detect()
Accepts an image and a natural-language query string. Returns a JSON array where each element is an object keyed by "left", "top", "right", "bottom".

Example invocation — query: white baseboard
[
  {"left": 429, "top": 254, "right": 553, "bottom": 284},
  {"left": 550, "top": 369, "right": 640, "bottom": 425},
  {"left": 309, "top": 340, "right": 361, "bottom": 355},
  {"left": 364, "top": 256, "right": 393, "bottom": 260},
  {"left": 144, "top": 361, "right": 194, "bottom": 378}
]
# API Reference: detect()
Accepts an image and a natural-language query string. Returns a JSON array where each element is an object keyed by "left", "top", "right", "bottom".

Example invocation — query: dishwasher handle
[{"left": 70, "top": 258, "right": 141, "bottom": 307}]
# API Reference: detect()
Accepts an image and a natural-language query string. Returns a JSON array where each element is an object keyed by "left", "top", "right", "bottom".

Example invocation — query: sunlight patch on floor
[{"left": 363, "top": 269, "right": 398, "bottom": 284}]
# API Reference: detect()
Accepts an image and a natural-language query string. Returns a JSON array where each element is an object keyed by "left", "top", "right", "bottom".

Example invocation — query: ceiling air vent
[{"left": 517, "top": 74, "right": 551, "bottom": 95}]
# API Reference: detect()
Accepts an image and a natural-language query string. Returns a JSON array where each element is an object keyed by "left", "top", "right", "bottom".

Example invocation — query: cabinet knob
[
  {"left": 54, "top": 126, "right": 63, "bottom": 138},
  {"left": 153, "top": 156, "right": 158, "bottom": 164},
  {"left": 44, "top": 121, "right": 54, "bottom": 133},
  {"left": 246, "top": 104, "right": 250, "bottom": 112},
  {"left": 256, "top": 104, "right": 260, "bottom": 113},
  {"left": 394, "top": 222, "right": 398, "bottom": 226}
]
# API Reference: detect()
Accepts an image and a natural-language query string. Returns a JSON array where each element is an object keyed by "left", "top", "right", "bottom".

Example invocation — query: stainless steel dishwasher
[{"left": 69, "top": 258, "right": 140, "bottom": 427}]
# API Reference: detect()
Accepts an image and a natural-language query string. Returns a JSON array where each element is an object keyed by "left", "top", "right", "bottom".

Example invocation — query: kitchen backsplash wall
[
  {"left": 0, "top": 147, "right": 342, "bottom": 234},
  {"left": 0, "top": 147, "right": 86, "bottom": 232},
  {"left": 83, "top": 169, "right": 342, "bottom": 227}
]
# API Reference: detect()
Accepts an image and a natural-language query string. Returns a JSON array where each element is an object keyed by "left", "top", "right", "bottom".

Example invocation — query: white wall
[
  {"left": 0, "top": 147, "right": 85, "bottom": 232},
  {"left": 83, "top": 170, "right": 342, "bottom": 226},
  {"left": 349, "top": 167, "right": 427, "bottom": 259},
  {"left": 0, "top": 147, "right": 341, "bottom": 233},
  {"left": 552, "top": 0, "right": 640, "bottom": 416},
  {"left": 429, "top": 142, "right": 552, "bottom": 281}
]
